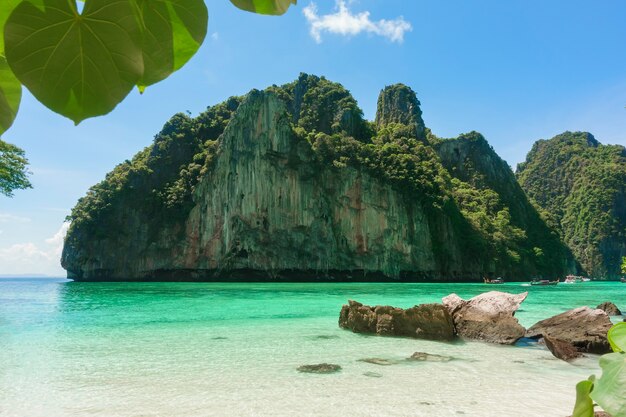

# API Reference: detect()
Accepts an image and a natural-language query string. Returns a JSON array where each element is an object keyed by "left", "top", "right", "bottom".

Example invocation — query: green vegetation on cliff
[
  {"left": 68, "top": 97, "right": 241, "bottom": 238},
  {"left": 517, "top": 131, "right": 626, "bottom": 278},
  {"left": 437, "top": 131, "right": 572, "bottom": 276},
  {"left": 64, "top": 74, "right": 573, "bottom": 281}
]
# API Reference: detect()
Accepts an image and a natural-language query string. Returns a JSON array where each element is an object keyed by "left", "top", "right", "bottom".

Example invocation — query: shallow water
[{"left": 1, "top": 279, "right": 624, "bottom": 417}]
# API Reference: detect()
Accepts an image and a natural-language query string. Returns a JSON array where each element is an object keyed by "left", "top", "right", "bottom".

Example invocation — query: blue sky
[{"left": 1, "top": 0, "right": 625, "bottom": 276}]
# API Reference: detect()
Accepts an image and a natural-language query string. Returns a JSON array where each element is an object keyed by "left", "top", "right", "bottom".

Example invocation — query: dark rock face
[
  {"left": 526, "top": 307, "right": 613, "bottom": 354},
  {"left": 338, "top": 300, "right": 455, "bottom": 341},
  {"left": 296, "top": 364, "right": 341, "bottom": 374},
  {"left": 596, "top": 301, "right": 622, "bottom": 316},
  {"left": 544, "top": 336, "right": 583, "bottom": 362},
  {"left": 442, "top": 291, "right": 527, "bottom": 345}
]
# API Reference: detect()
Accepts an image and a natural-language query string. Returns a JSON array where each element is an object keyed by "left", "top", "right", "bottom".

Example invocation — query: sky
[{"left": 1, "top": 0, "right": 626, "bottom": 276}]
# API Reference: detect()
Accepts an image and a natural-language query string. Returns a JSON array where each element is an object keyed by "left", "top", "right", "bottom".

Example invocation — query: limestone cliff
[{"left": 62, "top": 74, "right": 574, "bottom": 281}]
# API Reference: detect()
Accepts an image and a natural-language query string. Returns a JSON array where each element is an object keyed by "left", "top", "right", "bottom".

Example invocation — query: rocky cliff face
[
  {"left": 517, "top": 132, "right": 626, "bottom": 278},
  {"left": 62, "top": 74, "right": 574, "bottom": 281}
]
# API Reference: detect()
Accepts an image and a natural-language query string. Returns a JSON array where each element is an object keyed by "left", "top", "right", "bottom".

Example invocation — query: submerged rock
[
  {"left": 297, "top": 363, "right": 341, "bottom": 374},
  {"left": 358, "top": 358, "right": 397, "bottom": 366},
  {"left": 363, "top": 371, "right": 383, "bottom": 378},
  {"left": 596, "top": 301, "right": 622, "bottom": 316},
  {"left": 543, "top": 336, "right": 583, "bottom": 362},
  {"left": 408, "top": 352, "right": 454, "bottom": 362},
  {"left": 526, "top": 307, "right": 612, "bottom": 354},
  {"left": 442, "top": 291, "right": 528, "bottom": 345},
  {"left": 338, "top": 300, "right": 455, "bottom": 341}
]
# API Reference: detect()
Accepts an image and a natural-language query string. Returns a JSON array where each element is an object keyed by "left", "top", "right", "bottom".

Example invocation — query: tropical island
[
  {"left": 62, "top": 74, "right": 626, "bottom": 282},
  {"left": 62, "top": 74, "right": 588, "bottom": 282}
]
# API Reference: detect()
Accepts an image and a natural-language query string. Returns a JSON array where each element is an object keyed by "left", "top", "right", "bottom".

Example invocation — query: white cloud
[
  {"left": 211, "top": 32, "right": 219, "bottom": 41},
  {"left": 303, "top": 0, "right": 412, "bottom": 43},
  {"left": 0, "top": 213, "right": 31, "bottom": 223},
  {"left": 0, "top": 222, "right": 69, "bottom": 276}
]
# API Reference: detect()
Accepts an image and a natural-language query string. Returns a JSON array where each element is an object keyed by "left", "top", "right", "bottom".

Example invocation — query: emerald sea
[{"left": 1, "top": 279, "right": 624, "bottom": 417}]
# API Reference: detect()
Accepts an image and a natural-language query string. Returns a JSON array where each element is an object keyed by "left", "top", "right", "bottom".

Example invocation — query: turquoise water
[{"left": 1, "top": 279, "right": 624, "bottom": 417}]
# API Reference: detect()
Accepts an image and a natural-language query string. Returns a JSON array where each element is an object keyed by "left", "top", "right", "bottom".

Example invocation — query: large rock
[
  {"left": 338, "top": 300, "right": 455, "bottom": 341},
  {"left": 596, "top": 301, "right": 622, "bottom": 316},
  {"left": 544, "top": 336, "right": 583, "bottom": 361},
  {"left": 526, "top": 307, "right": 613, "bottom": 353},
  {"left": 442, "top": 291, "right": 528, "bottom": 344}
]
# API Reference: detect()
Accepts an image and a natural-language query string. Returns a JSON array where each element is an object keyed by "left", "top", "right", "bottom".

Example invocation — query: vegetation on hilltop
[
  {"left": 67, "top": 97, "right": 241, "bottom": 238},
  {"left": 517, "top": 131, "right": 626, "bottom": 278}
]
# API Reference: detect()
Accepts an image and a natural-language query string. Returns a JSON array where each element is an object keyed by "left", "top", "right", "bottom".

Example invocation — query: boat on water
[
  {"left": 530, "top": 279, "right": 559, "bottom": 286},
  {"left": 484, "top": 277, "right": 504, "bottom": 284},
  {"left": 621, "top": 277, "right": 626, "bottom": 283},
  {"left": 563, "top": 275, "right": 591, "bottom": 284}
]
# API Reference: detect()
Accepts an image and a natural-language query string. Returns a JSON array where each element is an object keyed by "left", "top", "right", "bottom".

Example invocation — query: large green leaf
[
  {"left": 229, "top": 0, "right": 296, "bottom": 15},
  {"left": 0, "top": 0, "right": 21, "bottom": 54},
  {"left": 591, "top": 352, "right": 626, "bottom": 417},
  {"left": 4, "top": 0, "right": 144, "bottom": 124},
  {"left": 572, "top": 379, "right": 596, "bottom": 417},
  {"left": 135, "top": 0, "right": 208, "bottom": 92},
  {"left": 0, "top": 55, "right": 21, "bottom": 135},
  {"left": 608, "top": 322, "right": 626, "bottom": 353}
]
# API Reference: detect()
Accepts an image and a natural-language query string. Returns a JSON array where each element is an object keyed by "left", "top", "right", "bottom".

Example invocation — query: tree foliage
[
  {"left": 517, "top": 131, "right": 626, "bottom": 278},
  {"left": 0, "top": 138, "right": 31, "bottom": 196},
  {"left": 0, "top": 0, "right": 295, "bottom": 133},
  {"left": 573, "top": 322, "right": 626, "bottom": 417}
]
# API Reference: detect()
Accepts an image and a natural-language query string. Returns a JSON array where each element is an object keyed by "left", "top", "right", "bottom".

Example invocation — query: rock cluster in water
[{"left": 339, "top": 291, "right": 615, "bottom": 359}]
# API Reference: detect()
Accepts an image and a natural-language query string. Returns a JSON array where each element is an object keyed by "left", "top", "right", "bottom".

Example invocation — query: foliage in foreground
[
  {"left": 0, "top": 138, "right": 31, "bottom": 196},
  {"left": 573, "top": 322, "right": 626, "bottom": 417},
  {"left": 0, "top": 0, "right": 295, "bottom": 135}
]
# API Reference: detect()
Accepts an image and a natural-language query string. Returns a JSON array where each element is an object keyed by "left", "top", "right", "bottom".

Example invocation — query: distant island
[{"left": 61, "top": 74, "right": 624, "bottom": 282}]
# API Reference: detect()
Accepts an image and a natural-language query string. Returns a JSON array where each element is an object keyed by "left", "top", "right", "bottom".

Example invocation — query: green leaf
[
  {"left": 572, "top": 379, "right": 595, "bottom": 417},
  {"left": 0, "top": 55, "right": 21, "bottom": 135},
  {"left": 591, "top": 352, "right": 626, "bottom": 417},
  {"left": 135, "top": 0, "right": 208, "bottom": 92},
  {"left": 608, "top": 322, "right": 626, "bottom": 353},
  {"left": 229, "top": 0, "right": 296, "bottom": 15},
  {"left": 0, "top": 0, "right": 21, "bottom": 54},
  {"left": 4, "top": 0, "right": 144, "bottom": 124}
]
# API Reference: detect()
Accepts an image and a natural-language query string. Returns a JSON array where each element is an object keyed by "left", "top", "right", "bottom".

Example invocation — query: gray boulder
[
  {"left": 442, "top": 291, "right": 528, "bottom": 345},
  {"left": 596, "top": 301, "right": 622, "bottom": 316},
  {"left": 526, "top": 307, "right": 612, "bottom": 354},
  {"left": 338, "top": 300, "right": 455, "bottom": 341}
]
